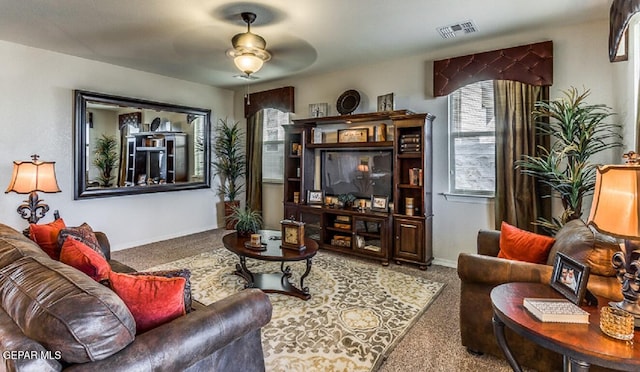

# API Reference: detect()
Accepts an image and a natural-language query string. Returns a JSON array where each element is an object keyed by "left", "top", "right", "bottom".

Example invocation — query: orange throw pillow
[
  {"left": 498, "top": 222, "right": 555, "bottom": 264},
  {"left": 29, "top": 218, "right": 66, "bottom": 260},
  {"left": 60, "top": 237, "right": 111, "bottom": 282},
  {"left": 109, "top": 271, "right": 186, "bottom": 334}
]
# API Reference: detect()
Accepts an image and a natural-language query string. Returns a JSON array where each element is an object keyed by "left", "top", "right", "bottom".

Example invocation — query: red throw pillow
[
  {"left": 108, "top": 271, "right": 186, "bottom": 334},
  {"left": 60, "top": 237, "right": 111, "bottom": 282},
  {"left": 29, "top": 218, "right": 66, "bottom": 260},
  {"left": 498, "top": 222, "right": 555, "bottom": 264}
]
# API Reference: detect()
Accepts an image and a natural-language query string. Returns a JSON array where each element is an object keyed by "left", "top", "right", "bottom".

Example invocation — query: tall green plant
[
  {"left": 212, "top": 118, "right": 245, "bottom": 201},
  {"left": 516, "top": 87, "right": 623, "bottom": 234},
  {"left": 93, "top": 134, "right": 119, "bottom": 187}
]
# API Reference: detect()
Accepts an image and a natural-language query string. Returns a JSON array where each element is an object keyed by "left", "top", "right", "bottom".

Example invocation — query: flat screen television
[{"left": 321, "top": 150, "right": 393, "bottom": 199}]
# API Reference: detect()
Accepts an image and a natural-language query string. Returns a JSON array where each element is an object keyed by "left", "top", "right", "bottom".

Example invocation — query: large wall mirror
[{"left": 74, "top": 90, "right": 211, "bottom": 199}]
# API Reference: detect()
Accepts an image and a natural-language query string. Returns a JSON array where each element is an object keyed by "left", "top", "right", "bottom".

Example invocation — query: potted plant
[
  {"left": 516, "top": 87, "right": 623, "bottom": 234},
  {"left": 93, "top": 134, "right": 119, "bottom": 187},
  {"left": 227, "top": 205, "right": 263, "bottom": 236},
  {"left": 212, "top": 118, "right": 246, "bottom": 229}
]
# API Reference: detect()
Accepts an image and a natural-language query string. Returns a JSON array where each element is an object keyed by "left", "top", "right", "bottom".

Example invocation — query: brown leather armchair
[{"left": 457, "top": 219, "right": 622, "bottom": 372}]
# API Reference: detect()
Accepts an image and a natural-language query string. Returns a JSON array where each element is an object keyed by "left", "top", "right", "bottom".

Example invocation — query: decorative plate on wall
[{"left": 336, "top": 90, "right": 360, "bottom": 115}]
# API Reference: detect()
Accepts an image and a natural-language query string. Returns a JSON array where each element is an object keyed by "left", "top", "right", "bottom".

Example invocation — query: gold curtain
[
  {"left": 494, "top": 80, "right": 551, "bottom": 232},
  {"left": 246, "top": 110, "right": 264, "bottom": 212}
]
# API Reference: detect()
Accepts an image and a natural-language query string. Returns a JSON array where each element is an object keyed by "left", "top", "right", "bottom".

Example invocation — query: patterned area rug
[{"left": 148, "top": 249, "right": 444, "bottom": 372}]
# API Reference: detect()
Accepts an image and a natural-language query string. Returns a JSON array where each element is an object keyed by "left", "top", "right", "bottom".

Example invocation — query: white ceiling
[{"left": 0, "top": 0, "right": 609, "bottom": 88}]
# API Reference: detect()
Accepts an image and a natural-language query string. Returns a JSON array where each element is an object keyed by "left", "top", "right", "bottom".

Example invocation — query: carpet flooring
[
  {"left": 112, "top": 229, "right": 519, "bottom": 371},
  {"left": 145, "top": 249, "right": 443, "bottom": 371}
]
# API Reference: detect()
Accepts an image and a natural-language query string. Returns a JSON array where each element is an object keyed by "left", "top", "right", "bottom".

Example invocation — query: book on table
[{"left": 523, "top": 298, "right": 589, "bottom": 324}]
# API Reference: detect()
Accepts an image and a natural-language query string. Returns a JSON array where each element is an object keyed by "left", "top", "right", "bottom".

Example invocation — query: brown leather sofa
[
  {"left": 457, "top": 219, "right": 622, "bottom": 372},
  {"left": 0, "top": 223, "right": 272, "bottom": 371}
]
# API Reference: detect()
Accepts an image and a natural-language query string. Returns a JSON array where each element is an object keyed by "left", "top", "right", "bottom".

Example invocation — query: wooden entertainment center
[{"left": 283, "top": 110, "right": 435, "bottom": 269}]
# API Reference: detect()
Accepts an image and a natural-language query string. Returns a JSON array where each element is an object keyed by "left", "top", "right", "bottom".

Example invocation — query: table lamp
[
  {"left": 588, "top": 162, "right": 640, "bottom": 318},
  {"left": 5, "top": 154, "right": 61, "bottom": 224}
]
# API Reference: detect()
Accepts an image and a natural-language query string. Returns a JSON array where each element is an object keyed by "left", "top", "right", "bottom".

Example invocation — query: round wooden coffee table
[
  {"left": 491, "top": 282, "right": 640, "bottom": 372},
  {"left": 222, "top": 230, "right": 318, "bottom": 300}
]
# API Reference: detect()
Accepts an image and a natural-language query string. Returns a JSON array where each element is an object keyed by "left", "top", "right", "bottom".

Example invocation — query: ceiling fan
[{"left": 226, "top": 12, "right": 271, "bottom": 80}]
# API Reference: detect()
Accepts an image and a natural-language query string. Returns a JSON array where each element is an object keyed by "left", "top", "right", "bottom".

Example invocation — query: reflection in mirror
[{"left": 74, "top": 90, "right": 211, "bottom": 199}]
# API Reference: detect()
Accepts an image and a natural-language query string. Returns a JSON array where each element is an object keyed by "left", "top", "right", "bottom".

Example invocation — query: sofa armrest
[
  {"left": 94, "top": 232, "right": 111, "bottom": 261},
  {"left": 477, "top": 229, "right": 501, "bottom": 256},
  {"left": 66, "top": 288, "right": 272, "bottom": 372},
  {"left": 457, "top": 253, "right": 552, "bottom": 285}
]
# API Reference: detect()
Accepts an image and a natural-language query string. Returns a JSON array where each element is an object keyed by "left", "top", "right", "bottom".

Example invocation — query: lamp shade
[
  {"left": 5, "top": 159, "right": 61, "bottom": 194},
  {"left": 233, "top": 54, "right": 264, "bottom": 75},
  {"left": 588, "top": 164, "right": 640, "bottom": 239}
]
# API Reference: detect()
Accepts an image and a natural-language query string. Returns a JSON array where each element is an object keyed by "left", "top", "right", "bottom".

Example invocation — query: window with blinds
[
  {"left": 448, "top": 80, "right": 496, "bottom": 196},
  {"left": 262, "top": 108, "right": 290, "bottom": 183}
]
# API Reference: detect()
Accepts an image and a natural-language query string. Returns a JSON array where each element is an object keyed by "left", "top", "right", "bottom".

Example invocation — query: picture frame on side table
[
  {"left": 550, "top": 252, "right": 590, "bottom": 305},
  {"left": 370, "top": 195, "right": 388, "bottom": 212},
  {"left": 377, "top": 93, "right": 395, "bottom": 112},
  {"left": 307, "top": 190, "right": 325, "bottom": 205}
]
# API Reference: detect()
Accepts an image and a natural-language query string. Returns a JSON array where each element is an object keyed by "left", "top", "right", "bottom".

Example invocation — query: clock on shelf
[{"left": 281, "top": 219, "right": 306, "bottom": 251}]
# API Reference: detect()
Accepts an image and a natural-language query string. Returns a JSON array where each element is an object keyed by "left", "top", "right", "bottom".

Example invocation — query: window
[
  {"left": 448, "top": 80, "right": 495, "bottom": 196},
  {"left": 262, "top": 108, "right": 290, "bottom": 183}
]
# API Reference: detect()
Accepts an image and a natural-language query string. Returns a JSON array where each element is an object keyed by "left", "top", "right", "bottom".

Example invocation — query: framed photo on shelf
[
  {"left": 377, "top": 93, "right": 395, "bottom": 112},
  {"left": 338, "top": 128, "right": 368, "bottom": 143},
  {"left": 309, "top": 103, "right": 329, "bottom": 118},
  {"left": 370, "top": 195, "right": 388, "bottom": 212},
  {"left": 550, "top": 252, "right": 590, "bottom": 305},
  {"left": 307, "top": 189, "right": 325, "bottom": 205}
]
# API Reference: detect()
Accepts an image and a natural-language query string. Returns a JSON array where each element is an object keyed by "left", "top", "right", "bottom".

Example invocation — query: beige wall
[
  {"left": 0, "top": 40, "right": 235, "bottom": 250},
  {"left": 235, "top": 18, "right": 629, "bottom": 267}
]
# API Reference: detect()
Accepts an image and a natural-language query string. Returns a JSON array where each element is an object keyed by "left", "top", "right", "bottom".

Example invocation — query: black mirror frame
[{"left": 73, "top": 90, "right": 211, "bottom": 199}]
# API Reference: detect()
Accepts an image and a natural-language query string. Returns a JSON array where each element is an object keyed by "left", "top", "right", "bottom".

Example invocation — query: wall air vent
[{"left": 437, "top": 20, "right": 478, "bottom": 39}]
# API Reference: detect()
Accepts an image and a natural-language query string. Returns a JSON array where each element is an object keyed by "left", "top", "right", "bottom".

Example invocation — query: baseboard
[
  {"left": 432, "top": 257, "right": 457, "bottom": 268},
  {"left": 111, "top": 226, "right": 217, "bottom": 251}
]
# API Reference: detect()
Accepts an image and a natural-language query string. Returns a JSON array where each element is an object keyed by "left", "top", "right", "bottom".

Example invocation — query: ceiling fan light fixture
[
  {"left": 227, "top": 12, "right": 271, "bottom": 77},
  {"left": 233, "top": 53, "right": 264, "bottom": 75}
]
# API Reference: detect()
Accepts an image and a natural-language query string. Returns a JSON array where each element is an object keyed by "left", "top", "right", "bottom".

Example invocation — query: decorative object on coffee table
[
  {"left": 5, "top": 154, "right": 61, "bottom": 224},
  {"left": 227, "top": 205, "right": 263, "bottom": 237},
  {"left": 550, "top": 252, "right": 591, "bottom": 305},
  {"left": 280, "top": 219, "right": 305, "bottom": 251},
  {"left": 588, "top": 162, "right": 640, "bottom": 319}
]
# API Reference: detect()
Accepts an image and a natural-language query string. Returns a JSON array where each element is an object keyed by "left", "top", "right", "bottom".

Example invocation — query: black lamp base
[{"left": 16, "top": 191, "right": 50, "bottom": 224}]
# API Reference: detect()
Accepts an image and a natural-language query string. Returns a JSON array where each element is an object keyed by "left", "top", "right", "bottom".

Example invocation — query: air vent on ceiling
[{"left": 437, "top": 20, "right": 478, "bottom": 39}]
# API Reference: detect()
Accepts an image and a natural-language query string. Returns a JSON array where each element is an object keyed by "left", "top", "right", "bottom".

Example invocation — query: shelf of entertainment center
[
  {"left": 294, "top": 204, "right": 391, "bottom": 265},
  {"left": 306, "top": 141, "right": 393, "bottom": 149}
]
